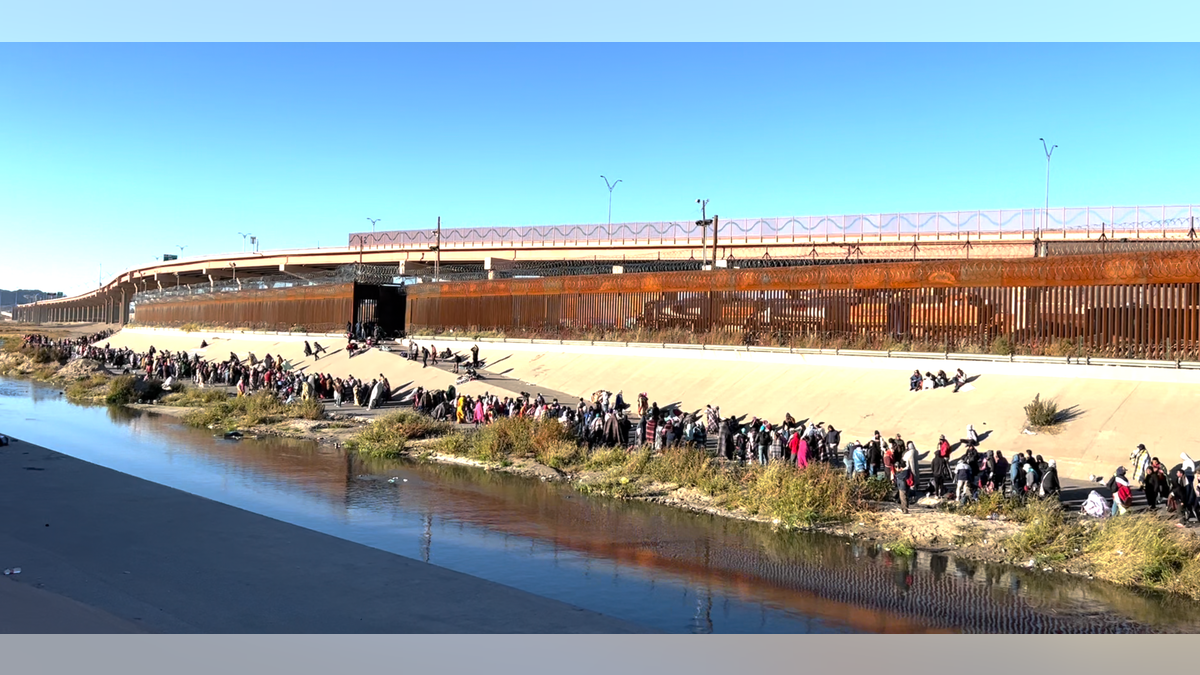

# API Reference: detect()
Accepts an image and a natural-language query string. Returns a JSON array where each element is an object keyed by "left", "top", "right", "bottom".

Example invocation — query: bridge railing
[{"left": 349, "top": 205, "right": 1199, "bottom": 250}]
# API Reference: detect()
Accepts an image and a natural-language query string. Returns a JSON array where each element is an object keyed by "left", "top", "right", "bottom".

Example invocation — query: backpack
[{"left": 1116, "top": 483, "right": 1132, "bottom": 506}]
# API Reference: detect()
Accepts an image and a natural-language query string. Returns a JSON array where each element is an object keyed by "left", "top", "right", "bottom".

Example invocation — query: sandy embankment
[{"left": 409, "top": 336, "right": 1200, "bottom": 483}]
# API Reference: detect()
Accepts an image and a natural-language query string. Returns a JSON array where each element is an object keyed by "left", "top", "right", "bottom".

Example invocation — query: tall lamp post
[
  {"left": 367, "top": 217, "right": 381, "bottom": 233},
  {"left": 175, "top": 245, "right": 188, "bottom": 257},
  {"left": 238, "top": 232, "right": 254, "bottom": 252},
  {"left": 1039, "top": 138, "right": 1057, "bottom": 238},
  {"left": 601, "top": 175, "right": 622, "bottom": 230},
  {"left": 429, "top": 217, "right": 442, "bottom": 282},
  {"left": 696, "top": 199, "right": 712, "bottom": 268}
]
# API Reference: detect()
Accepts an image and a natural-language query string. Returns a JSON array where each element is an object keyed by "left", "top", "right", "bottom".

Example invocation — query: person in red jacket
[
  {"left": 937, "top": 435, "right": 951, "bottom": 460},
  {"left": 787, "top": 431, "right": 802, "bottom": 464}
]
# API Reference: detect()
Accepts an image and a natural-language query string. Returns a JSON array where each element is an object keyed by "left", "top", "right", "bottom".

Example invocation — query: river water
[{"left": 2, "top": 375, "right": 1198, "bottom": 633}]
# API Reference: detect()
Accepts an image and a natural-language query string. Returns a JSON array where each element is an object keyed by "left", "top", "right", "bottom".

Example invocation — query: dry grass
[
  {"left": 64, "top": 374, "right": 110, "bottom": 403},
  {"left": 944, "top": 490, "right": 1040, "bottom": 523},
  {"left": 161, "top": 387, "right": 230, "bottom": 407},
  {"left": 348, "top": 411, "right": 453, "bottom": 459},
  {"left": 183, "top": 390, "right": 325, "bottom": 431},
  {"left": 732, "top": 462, "right": 890, "bottom": 527},
  {"left": 1084, "top": 515, "right": 1200, "bottom": 590},
  {"left": 1003, "top": 499, "right": 1089, "bottom": 565}
]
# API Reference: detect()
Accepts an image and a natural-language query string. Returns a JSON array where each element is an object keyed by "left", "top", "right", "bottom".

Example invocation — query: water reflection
[
  {"left": 106, "top": 404, "right": 138, "bottom": 425},
  {"left": 2, "top": 376, "right": 1200, "bottom": 634}
]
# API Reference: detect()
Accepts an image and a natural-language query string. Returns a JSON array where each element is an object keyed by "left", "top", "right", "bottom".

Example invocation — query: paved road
[{"left": 0, "top": 437, "right": 647, "bottom": 634}]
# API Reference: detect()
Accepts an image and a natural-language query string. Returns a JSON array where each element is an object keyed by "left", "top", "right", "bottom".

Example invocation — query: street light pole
[
  {"left": 238, "top": 232, "right": 253, "bottom": 252},
  {"left": 601, "top": 176, "right": 622, "bottom": 230},
  {"left": 367, "top": 217, "right": 381, "bottom": 234},
  {"left": 1039, "top": 138, "right": 1057, "bottom": 238}
]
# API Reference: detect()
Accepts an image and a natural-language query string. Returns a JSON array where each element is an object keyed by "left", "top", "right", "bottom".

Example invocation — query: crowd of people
[
  {"left": 17, "top": 330, "right": 1200, "bottom": 524},
  {"left": 1105, "top": 446, "right": 1200, "bottom": 525},
  {"left": 20, "top": 328, "right": 115, "bottom": 355},
  {"left": 909, "top": 368, "right": 969, "bottom": 393},
  {"left": 24, "top": 332, "right": 398, "bottom": 410}
]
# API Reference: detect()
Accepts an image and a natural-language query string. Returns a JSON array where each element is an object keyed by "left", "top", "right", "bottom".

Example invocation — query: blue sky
[{"left": 2, "top": 43, "right": 1198, "bottom": 295}]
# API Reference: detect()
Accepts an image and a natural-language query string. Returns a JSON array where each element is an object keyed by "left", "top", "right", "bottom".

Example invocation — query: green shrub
[
  {"left": 1024, "top": 393, "right": 1059, "bottom": 427},
  {"left": 1004, "top": 499, "right": 1087, "bottom": 565},
  {"left": 30, "top": 346, "right": 68, "bottom": 364},
  {"left": 349, "top": 411, "right": 451, "bottom": 459},
  {"left": 430, "top": 432, "right": 471, "bottom": 457},
  {"left": 65, "top": 374, "right": 110, "bottom": 403},
  {"left": 105, "top": 375, "right": 138, "bottom": 405},
  {"left": 288, "top": 396, "right": 326, "bottom": 421},
  {"left": 991, "top": 335, "right": 1016, "bottom": 356},
  {"left": 732, "top": 462, "right": 876, "bottom": 527}
]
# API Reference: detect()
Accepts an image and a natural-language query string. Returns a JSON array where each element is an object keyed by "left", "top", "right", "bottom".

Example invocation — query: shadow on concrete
[{"left": 1054, "top": 405, "right": 1085, "bottom": 424}]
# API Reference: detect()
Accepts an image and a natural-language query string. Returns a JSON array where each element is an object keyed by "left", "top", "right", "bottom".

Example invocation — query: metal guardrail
[
  {"left": 413, "top": 334, "right": 1200, "bottom": 371},
  {"left": 352, "top": 204, "right": 1199, "bottom": 250}
]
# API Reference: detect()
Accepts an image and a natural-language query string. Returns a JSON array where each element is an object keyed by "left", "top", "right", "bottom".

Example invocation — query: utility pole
[
  {"left": 430, "top": 217, "right": 442, "bottom": 282},
  {"left": 712, "top": 215, "right": 720, "bottom": 269},
  {"left": 696, "top": 199, "right": 712, "bottom": 267},
  {"left": 1039, "top": 138, "right": 1057, "bottom": 238}
]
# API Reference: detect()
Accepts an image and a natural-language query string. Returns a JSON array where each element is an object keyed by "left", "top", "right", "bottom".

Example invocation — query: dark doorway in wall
[{"left": 354, "top": 284, "right": 407, "bottom": 336}]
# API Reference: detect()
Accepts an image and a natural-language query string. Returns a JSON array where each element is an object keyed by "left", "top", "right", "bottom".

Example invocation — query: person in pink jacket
[{"left": 795, "top": 436, "right": 809, "bottom": 469}]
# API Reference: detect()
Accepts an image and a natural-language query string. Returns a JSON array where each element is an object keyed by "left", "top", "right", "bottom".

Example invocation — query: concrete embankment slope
[
  {"left": 434, "top": 339, "right": 1200, "bottom": 482},
  {"left": 98, "top": 327, "right": 507, "bottom": 403},
  {"left": 0, "top": 437, "right": 645, "bottom": 633},
  {"left": 95, "top": 327, "right": 1198, "bottom": 481}
]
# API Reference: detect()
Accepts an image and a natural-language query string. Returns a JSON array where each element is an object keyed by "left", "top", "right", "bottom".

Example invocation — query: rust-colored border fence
[
  {"left": 134, "top": 283, "right": 354, "bottom": 333},
  {"left": 407, "top": 250, "right": 1200, "bottom": 360}
]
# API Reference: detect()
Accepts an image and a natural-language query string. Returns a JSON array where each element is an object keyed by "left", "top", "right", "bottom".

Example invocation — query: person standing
[
  {"left": 867, "top": 433, "right": 884, "bottom": 478},
  {"left": 992, "top": 451, "right": 1009, "bottom": 493},
  {"left": 824, "top": 426, "right": 841, "bottom": 464},
  {"left": 929, "top": 449, "right": 950, "bottom": 498},
  {"left": 757, "top": 425, "right": 771, "bottom": 466},
  {"left": 903, "top": 441, "right": 921, "bottom": 493},
  {"left": 894, "top": 460, "right": 913, "bottom": 514},
  {"left": 852, "top": 443, "right": 868, "bottom": 479},
  {"left": 1106, "top": 467, "right": 1133, "bottom": 516},
  {"left": 787, "top": 430, "right": 801, "bottom": 465},
  {"left": 1170, "top": 468, "right": 1193, "bottom": 526},
  {"left": 1143, "top": 458, "right": 1168, "bottom": 511},
  {"left": 470, "top": 344, "right": 480, "bottom": 367},
  {"left": 1040, "top": 460, "right": 1061, "bottom": 500},
  {"left": 937, "top": 434, "right": 951, "bottom": 461}
]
